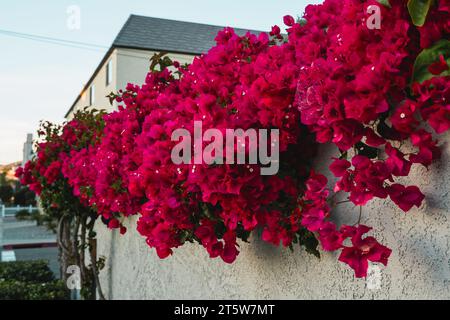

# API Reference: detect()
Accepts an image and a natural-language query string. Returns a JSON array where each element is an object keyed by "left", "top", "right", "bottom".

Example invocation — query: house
[
  {"left": 22, "top": 133, "right": 33, "bottom": 166},
  {"left": 65, "top": 15, "right": 263, "bottom": 119}
]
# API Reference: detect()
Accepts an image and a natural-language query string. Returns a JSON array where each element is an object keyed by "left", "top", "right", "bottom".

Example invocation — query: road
[{"left": 0, "top": 216, "right": 60, "bottom": 278}]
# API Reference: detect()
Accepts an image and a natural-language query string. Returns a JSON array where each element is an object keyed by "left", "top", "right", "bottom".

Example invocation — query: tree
[
  {"left": 15, "top": 108, "right": 107, "bottom": 300},
  {"left": 13, "top": 187, "right": 36, "bottom": 206},
  {"left": 0, "top": 172, "right": 7, "bottom": 186},
  {"left": 0, "top": 185, "right": 13, "bottom": 204}
]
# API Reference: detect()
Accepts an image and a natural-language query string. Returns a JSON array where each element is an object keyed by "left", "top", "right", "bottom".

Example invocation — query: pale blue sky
[{"left": 0, "top": 0, "right": 320, "bottom": 164}]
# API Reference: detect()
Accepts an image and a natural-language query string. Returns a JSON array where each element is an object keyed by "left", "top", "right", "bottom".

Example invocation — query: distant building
[
  {"left": 22, "top": 133, "right": 33, "bottom": 166},
  {"left": 65, "top": 15, "right": 262, "bottom": 119}
]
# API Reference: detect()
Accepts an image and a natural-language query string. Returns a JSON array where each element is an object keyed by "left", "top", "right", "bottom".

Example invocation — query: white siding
[
  {"left": 67, "top": 49, "right": 119, "bottom": 119},
  {"left": 67, "top": 48, "right": 195, "bottom": 119},
  {"left": 114, "top": 48, "right": 195, "bottom": 109}
]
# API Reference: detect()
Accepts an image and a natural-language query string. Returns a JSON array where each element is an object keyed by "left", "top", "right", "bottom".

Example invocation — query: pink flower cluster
[
  {"left": 15, "top": 112, "right": 105, "bottom": 213},
  {"left": 61, "top": 84, "right": 162, "bottom": 233},
  {"left": 62, "top": 28, "right": 318, "bottom": 262},
  {"left": 290, "top": 0, "right": 449, "bottom": 211},
  {"left": 283, "top": 0, "right": 448, "bottom": 276},
  {"left": 17, "top": 0, "right": 449, "bottom": 278},
  {"left": 300, "top": 171, "right": 391, "bottom": 277}
]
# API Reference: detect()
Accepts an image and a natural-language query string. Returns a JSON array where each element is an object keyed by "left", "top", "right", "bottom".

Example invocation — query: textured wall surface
[{"left": 96, "top": 132, "right": 450, "bottom": 299}]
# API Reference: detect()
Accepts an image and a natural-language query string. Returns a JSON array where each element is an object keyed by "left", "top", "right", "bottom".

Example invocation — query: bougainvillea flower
[
  {"left": 388, "top": 184, "right": 425, "bottom": 212},
  {"left": 269, "top": 25, "right": 281, "bottom": 37},
  {"left": 428, "top": 55, "right": 448, "bottom": 75},
  {"left": 329, "top": 159, "right": 351, "bottom": 177},
  {"left": 283, "top": 15, "right": 295, "bottom": 27},
  {"left": 301, "top": 207, "right": 327, "bottom": 231},
  {"left": 338, "top": 225, "right": 392, "bottom": 278},
  {"left": 15, "top": 0, "right": 450, "bottom": 279}
]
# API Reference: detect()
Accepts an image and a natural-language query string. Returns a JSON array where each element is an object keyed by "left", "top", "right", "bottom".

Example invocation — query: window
[
  {"left": 89, "top": 85, "right": 95, "bottom": 105},
  {"left": 106, "top": 59, "right": 113, "bottom": 86}
]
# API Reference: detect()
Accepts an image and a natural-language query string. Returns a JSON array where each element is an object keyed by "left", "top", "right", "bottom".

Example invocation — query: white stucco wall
[{"left": 95, "top": 131, "right": 450, "bottom": 300}]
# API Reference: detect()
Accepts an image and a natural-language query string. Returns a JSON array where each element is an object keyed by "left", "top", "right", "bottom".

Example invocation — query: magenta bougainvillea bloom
[
  {"left": 338, "top": 225, "right": 392, "bottom": 278},
  {"left": 17, "top": 0, "right": 450, "bottom": 278},
  {"left": 65, "top": 0, "right": 448, "bottom": 277},
  {"left": 388, "top": 184, "right": 425, "bottom": 213},
  {"left": 283, "top": 15, "right": 295, "bottom": 27},
  {"left": 15, "top": 109, "right": 106, "bottom": 222},
  {"left": 428, "top": 54, "right": 449, "bottom": 75}
]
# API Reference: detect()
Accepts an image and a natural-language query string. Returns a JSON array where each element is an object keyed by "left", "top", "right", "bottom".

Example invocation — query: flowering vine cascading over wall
[
  {"left": 17, "top": 0, "right": 449, "bottom": 278},
  {"left": 15, "top": 110, "right": 108, "bottom": 299},
  {"left": 291, "top": 0, "right": 449, "bottom": 277}
]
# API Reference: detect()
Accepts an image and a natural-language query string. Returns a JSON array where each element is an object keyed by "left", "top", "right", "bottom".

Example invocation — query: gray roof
[
  {"left": 65, "top": 15, "right": 265, "bottom": 117},
  {"left": 113, "top": 15, "right": 264, "bottom": 55}
]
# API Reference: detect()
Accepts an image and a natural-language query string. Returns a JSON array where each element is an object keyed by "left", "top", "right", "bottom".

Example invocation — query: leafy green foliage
[
  {"left": 407, "top": 0, "right": 433, "bottom": 27},
  {"left": 150, "top": 51, "right": 171, "bottom": 72},
  {"left": 0, "top": 280, "right": 69, "bottom": 300},
  {"left": 0, "top": 185, "right": 13, "bottom": 204},
  {"left": 29, "top": 108, "right": 106, "bottom": 231},
  {"left": 355, "top": 142, "right": 379, "bottom": 159},
  {"left": 412, "top": 39, "right": 450, "bottom": 84},
  {"left": 0, "top": 260, "right": 69, "bottom": 300},
  {"left": 13, "top": 186, "right": 37, "bottom": 206},
  {"left": 377, "top": 0, "right": 391, "bottom": 8},
  {"left": 298, "top": 228, "right": 320, "bottom": 258},
  {"left": 0, "top": 260, "right": 55, "bottom": 283},
  {"left": 14, "top": 209, "right": 38, "bottom": 221}
]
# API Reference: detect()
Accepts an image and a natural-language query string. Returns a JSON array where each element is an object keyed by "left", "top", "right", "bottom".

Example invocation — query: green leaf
[
  {"left": 235, "top": 224, "right": 251, "bottom": 242},
  {"left": 355, "top": 142, "right": 379, "bottom": 159},
  {"left": 149, "top": 51, "right": 169, "bottom": 72},
  {"left": 339, "top": 151, "right": 348, "bottom": 160},
  {"left": 179, "top": 229, "right": 194, "bottom": 244},
  {"left": 106, "top": 92, "right": 117, "bottom": 105},
  {"left": 412, "top": 39, "right": 450, "bottom": 84},
  {"left": 297, "top": 18, "right": 307, "bottom": 26},
  {"left": 407, "top": 0, "right": 433, "bottom": 27},
  {"left": 111, "top": 179, "right": 124, "bottom": 192},
  {"left": 298, "top": 228, "right": 320, "bottom": 259},
  {"left": 214, "top": 220, "right": 227, "bottom": 239},
  {"left": 377, "top": 0, "right": 391, "bottom": 8}
]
